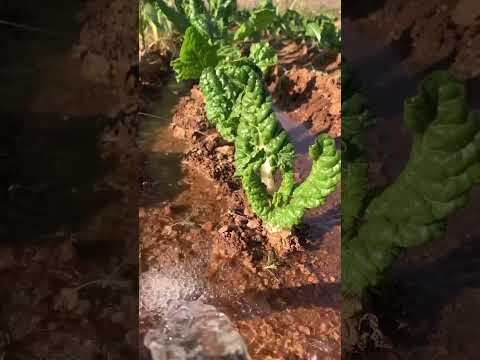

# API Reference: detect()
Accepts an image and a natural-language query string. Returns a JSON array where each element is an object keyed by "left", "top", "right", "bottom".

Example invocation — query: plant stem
[{"left": 260, "top": 158, "right": 275, "bottom": 193}]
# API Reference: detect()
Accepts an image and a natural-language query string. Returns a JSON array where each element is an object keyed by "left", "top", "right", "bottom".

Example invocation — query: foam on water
[
  {"left": 140, "top": 268, "right": 250, "bottom": 360},
  {"left": 140, "top": 268, "right": 204, "bottom": 317}
]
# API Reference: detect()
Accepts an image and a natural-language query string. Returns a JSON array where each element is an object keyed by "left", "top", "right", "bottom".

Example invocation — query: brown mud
[
  {"left": 2, "top": 1, "right": 139, "bottom": 359},
  {"left": 77, "top": 0, "right": 138, "bottom": 96},
  {"left": 139, "top": 40, "right": 341, "bottom": 359},
  {"left": 343, "top": 8, "right": 480, "bottom": 359},
  {"left": 269, "top": 64, "right": 341, "bottom": 138},
  {"left": 345, "top": 0, "right": 480, "bottom": 80},
  {"left": 266, "top": 39, "right": 341, "bottom": 138},
  {"left": 272, "top": 40, "right": 341, "bottom": 72}
]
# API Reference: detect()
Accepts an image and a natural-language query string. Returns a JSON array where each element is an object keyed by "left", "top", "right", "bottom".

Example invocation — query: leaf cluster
[
  {"left": 342, "top": 66, "right": 480, "bottom": 296},
  {"left": 200, "top": 64, "right": 341, "bottom": 230}
]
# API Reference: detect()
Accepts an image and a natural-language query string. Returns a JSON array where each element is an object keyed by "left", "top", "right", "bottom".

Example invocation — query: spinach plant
[
  {"left": 200, "top": 63, "right": 340, "bottom": 231},
  {"left": 342, "top": 63, "right": 480, "bottom": 312}
]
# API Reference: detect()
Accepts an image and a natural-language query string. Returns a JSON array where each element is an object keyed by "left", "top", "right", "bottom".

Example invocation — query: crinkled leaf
[
  {"left": 171, "top": 26, "right": 220, "bottom": 80},
  {"left": 216, "top": 44, "right": 242, "bottom": 62},
  {"left": 249, "top": 42, "right": 277, "bottom": 76},
  {"left": 305, "top": 18, "right": 340, "bottom": 50},
  {"left": 342, "top": 70, "right": 480, "bottom": 296},
  {"left": 233, "top": 3, "right": 275, "bottom": 41},
  {"left": 199, "top": 58, "right": 340, "bottom": 231}
]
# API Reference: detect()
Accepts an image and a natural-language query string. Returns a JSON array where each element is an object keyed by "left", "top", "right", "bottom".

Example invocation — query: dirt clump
[
  {"left": 210, "top": 202, "right": 306, "bottom": 267},
  {"left": 349, "top": 0, "right": 480, "bottom": 79},
  {"left": 77, "top": 0, "right": 138, "bottom": 94},
  {"left": 270, "top": 66, "right": 341, "bottom": 138},
  {"left": 171, "top": 87, "right": 212, "bottom": 140},
  {"left": 170, "top": 88, "right": 239, "bottom": 189},
  {"left": 184, "top": 135, "right": 237, "bottom": 186},
  {"left": 140, "top": 51, "right": 172, "bottom": 88},
  {"left": 273, "top": 40, "right": 341, "bottom": 72}
]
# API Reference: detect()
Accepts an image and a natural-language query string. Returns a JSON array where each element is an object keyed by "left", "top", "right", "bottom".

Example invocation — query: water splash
[
  {"left": 144, "top": 301, "right": 250, "bottom": 360},
  {"left": 140, "top": 268, "right": 204, "bottom": 316},
  {"left": 140, "top": 269, "right": 250, "bottom": 360}
]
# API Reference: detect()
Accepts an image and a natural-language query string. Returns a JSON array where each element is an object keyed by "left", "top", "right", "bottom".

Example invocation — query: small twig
[
  {"left": 74, "top": 279, "right": 130, "bottom": 292},
  {"left": 193, "top": 130, "right": 209, "bottom": 137},
  {"left": 138, "top": 111, "right": 170, "bottom": 121},
  {"left": 71, "top": 262, "right": 131, "bottom": 291},
  {"left": 170, "top": 217, "right": 197, "bottom": 229},
  {"left": 263, "top": 251, "right": 280, "bottom": 275},
  {"left": 265, "top": 268, "right": 279, "bottom": 281},
  {"left": 0, "top": 20, "right": 64, "bottom": 37}
]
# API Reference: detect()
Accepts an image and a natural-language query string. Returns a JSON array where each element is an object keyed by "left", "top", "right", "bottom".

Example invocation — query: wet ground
[
  {"left": 2, "top": 1, "right": 139, "bottom": 358},
  {"left": 139, "top": 41, "right": 341, "bottom": 359},
  {"left": 344, "top": 0, "right": 480, "bottom": 80},
  {"left": 342, "top": 9, "right": 480, "bottom": 359}
]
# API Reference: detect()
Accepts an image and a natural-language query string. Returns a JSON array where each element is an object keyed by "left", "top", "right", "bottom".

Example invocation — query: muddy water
[
  {"left": 343, "top": 19, "right": 480, "bottom": 359},
  {"left": 139, "top": 80, "right": 341, "bottom": 358},
  {"left": 139, "top": 79, "right": 191, "bottom": 206},
  {"left": 139, "top": 77, "right": 231, "bottom": 321}
]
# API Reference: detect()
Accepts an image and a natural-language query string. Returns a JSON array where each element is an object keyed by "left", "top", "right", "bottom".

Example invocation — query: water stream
[
  {"left": 139, "top": 79, "right": 191, "bottom": 206},
  {"left": 139, "top": 77, "right": 251, "bottom": 359}
]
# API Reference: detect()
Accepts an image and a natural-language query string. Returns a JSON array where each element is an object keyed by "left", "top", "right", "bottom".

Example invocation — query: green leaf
[
  {"left": 154, "top": 0, "right": 190, "bottom": 32},
  {"left": 233, "top": 72, "right": 339, "bottom": 230},
  {"left": 199, "top": 65, "right": 245, "bottom": 141},
  {"left": 279, "top": 10, "right": 305, "bottom": 35},
  {"left": 209, "top": 0, "right": 237, "bottom": 22},
  {"left": 216, "top": 44, "right": 242, "bottom": 62},
  {"left": 267, "top": 136, "right": 341, "bottom": 230},
  {"left": 233, "top": 4, "right": 275, "bottom": 41},
  {"left": 184, "top": 0, "right": 220, "bottom": 41},
  {"left": 249, "top": 42, "right": 277, "bottom": 76},
  {"left": 305, "top": 17, "right": 340, "bottom": 50},
  {"left": 171, "top": 26, "right": 220, "bottom": 80},
  {"left": 342, "top": 70, "right": 480, "bottom": 296}
]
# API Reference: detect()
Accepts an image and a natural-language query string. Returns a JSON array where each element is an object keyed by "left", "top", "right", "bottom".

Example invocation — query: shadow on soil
[
  {"left": 371, "top": 234, "right": 480, "bottom": 346},
  {"left": 6, "top": 113, "right": 120, "bottom": 244},
  {"left": 342, "top": 0, "right": 387, "bottom": 19},
  {"left": 222, "top": 281, "right": 340, "bottom": 322},
  {"left": 304, "top": 204, "right": 341, "bottom": 250}
]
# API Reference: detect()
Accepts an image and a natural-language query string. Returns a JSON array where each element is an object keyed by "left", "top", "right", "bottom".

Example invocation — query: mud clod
[{"left": 270, "top": 66, "right": 341, "bottom": 138}]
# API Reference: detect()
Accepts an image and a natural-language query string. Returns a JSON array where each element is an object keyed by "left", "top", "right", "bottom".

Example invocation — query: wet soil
[
  {"left": 342, "top": 14, "right": 480, "bottom": 360},
  {"left": 139, "top": 41, "right": 341, "bottom": 359},
  {"left": 344, "top": 0, "right": 480, "bottom": 80},
  {"left": 272, "top": 40, "right": 341, "bottom": 72},
  {"left": 76, "top": 0, "right": 138, "bottom": 96},
  {"left": 2, "top": 1, "right": 139, "bottom": 359},
  {"left": 264, "top": 39, "right": 341, "bottom": 139},
  {"left": 269, "top": 63, "right": 341, "bottom": 138}
]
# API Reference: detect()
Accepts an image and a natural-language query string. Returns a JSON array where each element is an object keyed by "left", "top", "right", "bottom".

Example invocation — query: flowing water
[
  {"left": 139, "top": 77, "right": 250, "bottom": 359},
  {"left": 139, "top": 79, "right": 190, "bottom": 206}
]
